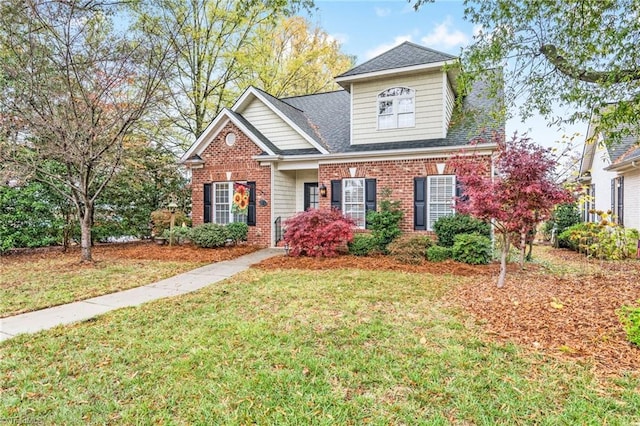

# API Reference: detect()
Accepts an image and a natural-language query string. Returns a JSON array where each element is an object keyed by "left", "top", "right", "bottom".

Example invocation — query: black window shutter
[
  {"left": 414, "top": 177, "right": 426, "bottom": 230},
  {"left": 331, "top": 180, "right": 342, "bottom": 210},
  {"left": 203, "top": 183, "right": 212, "bottom": 223},
  {"left": 364, "top": 179, "right": 377, "bottom": 229},
  {"left": 618, "top": 177, "right": 624, "bottom": 226},
  {"left": 247, "top": 182, "right": 256, "bottom": 226},
  {"left": 611, "top": 178, "right": 615, "bottom": 219}
]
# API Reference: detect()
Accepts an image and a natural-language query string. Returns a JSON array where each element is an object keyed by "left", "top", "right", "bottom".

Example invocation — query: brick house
[{"left": 181, "top": 42, "right": 503, "bottom": 247}]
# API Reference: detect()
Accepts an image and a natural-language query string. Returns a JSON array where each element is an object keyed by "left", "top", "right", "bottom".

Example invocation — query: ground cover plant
[
  {"left": 0, "top": 242, "right": 257, "bottom": 317},
  {"left": 1, "top": 245, "right": 639, "bottom": 424}
]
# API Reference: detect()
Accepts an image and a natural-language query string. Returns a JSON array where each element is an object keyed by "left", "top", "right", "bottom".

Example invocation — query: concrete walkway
[{"left": 0, "top": 248, "right": 282, "bottom": 342}]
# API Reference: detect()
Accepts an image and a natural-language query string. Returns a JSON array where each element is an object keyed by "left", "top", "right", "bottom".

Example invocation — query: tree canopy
[
  {"left": 0, "top": 0, "right": 171, "bottom": 261},
  {"left": 132, "top": 0, "right": 322, "bottom": 144},
  {"left": 413, "top": 0, "right": 640, "bottom": 143}
]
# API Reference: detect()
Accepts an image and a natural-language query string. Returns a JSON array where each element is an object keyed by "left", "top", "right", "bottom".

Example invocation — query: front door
[{"left": 304, "top": 183, "right": 319, "bottom": 211}]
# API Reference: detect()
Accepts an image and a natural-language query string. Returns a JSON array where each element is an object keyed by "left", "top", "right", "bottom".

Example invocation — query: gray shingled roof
[
  {"left": 282, "top": 91, "right": 351, "bottom": 153},
  {"left": 337, "top": 41, "right": 457, "bottom": 78},
  {"left": 607, "top": 132, "right": 640, "bottom": 164}
]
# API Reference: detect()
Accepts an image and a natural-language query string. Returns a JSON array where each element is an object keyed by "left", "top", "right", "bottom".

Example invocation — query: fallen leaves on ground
[
  {"left": 1, "top": 241, "right": 260, "bottom": 265},
  {"left": 255, "top": 246, "right": 640, "bottom": 376}
]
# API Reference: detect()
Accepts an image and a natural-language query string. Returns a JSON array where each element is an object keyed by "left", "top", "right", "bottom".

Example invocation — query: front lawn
[
  {"left": 0, "top": 242, "right": 257, "bottom": 317},
  {"left": 2, "top": 267, "right": 638, "bottom": 424}
]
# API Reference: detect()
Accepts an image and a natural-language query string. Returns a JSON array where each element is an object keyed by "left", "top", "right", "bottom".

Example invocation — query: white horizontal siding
[
  {"left": 589, "top": 144, "right": 617, "bottom": 215},
  {"left": 351, "top": 71, "right": 444, "bottom": 145},
  {"left": 273, "top": 169, "right": 297, "bottom": 224},
  {"left": 623, "top": 168, "right": 640, "bottom": 231},
  {"left": 241, "top": 99, "right": 315, "bottom": 151}
]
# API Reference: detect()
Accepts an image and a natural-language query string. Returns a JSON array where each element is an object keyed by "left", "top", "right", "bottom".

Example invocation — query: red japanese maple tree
[{"left": 449, "top": 133, "right": 572, "bottom": 287}]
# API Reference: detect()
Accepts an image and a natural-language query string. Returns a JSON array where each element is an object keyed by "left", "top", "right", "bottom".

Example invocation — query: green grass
[
  {"left": 0, "top": 257, "right": 204, "bottom": 317},
  {"left": 2, "top": 268, "right": 639, "bottom": 424}
]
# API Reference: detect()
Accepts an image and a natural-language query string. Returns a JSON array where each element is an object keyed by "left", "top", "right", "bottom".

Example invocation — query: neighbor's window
[
  {"left": 213, "top": 182, "right": 247, "bottom": 224},
  {"left": 427, "top": 175, "right": 456, "bottom": 230},
  {"left": 378, "top": 87, "right": 415, "bottom": 130},
  {"left": 343, "top": 178, "right": 365, "bottom": 228}
]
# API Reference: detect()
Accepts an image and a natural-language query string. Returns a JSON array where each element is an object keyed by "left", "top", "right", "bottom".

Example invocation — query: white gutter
[{"left": 253, "top": 142, "right": 497, "bottom": 163}]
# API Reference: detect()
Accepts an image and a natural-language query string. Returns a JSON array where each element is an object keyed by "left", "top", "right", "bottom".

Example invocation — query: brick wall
[
  {"left": 190, "top": 122, "right": 272, "bottom": 247},
  {"left": 318, "top": 156, "right": 491, "bottom": 233}
]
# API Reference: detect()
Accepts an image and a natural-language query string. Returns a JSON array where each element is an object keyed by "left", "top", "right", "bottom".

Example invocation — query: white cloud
[
  {"left": 328, "top": 33, "right": 349, "bottom": 45},
  {"left": 374, "top": 7, "right": 391, "bottom": 17},
  {"left": 364, "top": 34, "right": 414, "bottom": 60},
  {"left": 420, "top": 17, "right": 470, "bottom": 49}
]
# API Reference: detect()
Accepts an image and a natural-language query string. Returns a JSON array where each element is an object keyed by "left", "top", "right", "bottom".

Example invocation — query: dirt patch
[
  {"left": 1, "top": 241, "right": 260, "bottom": 264},
  {"left": 255, "top": 248, "right": 640, "bottom": 376}
]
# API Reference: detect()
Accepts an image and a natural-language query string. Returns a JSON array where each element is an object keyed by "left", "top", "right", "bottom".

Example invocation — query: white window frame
[
  {"left": 377, "top": 87, "right": 415, "bottom": 130},
  {"left": 213, "top": 182, "right": 247, "bottom": 225},
  {"left": 427, "top": 175, "right": 456, "bottom": 231},
  {"left": 343, "top": 178, "right": 366, "bottom": 228}
]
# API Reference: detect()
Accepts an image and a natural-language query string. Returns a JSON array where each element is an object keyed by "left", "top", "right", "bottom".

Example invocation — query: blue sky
[{"left": 305, "top": 0, "right": 587, "bottom": 150}]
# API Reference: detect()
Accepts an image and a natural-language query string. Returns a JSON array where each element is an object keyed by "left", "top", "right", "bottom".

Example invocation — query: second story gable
[{"left": 335, "top": 42, "right": 459, "bottom": 145}]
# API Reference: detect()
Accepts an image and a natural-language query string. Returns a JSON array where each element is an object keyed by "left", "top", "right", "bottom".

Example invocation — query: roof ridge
[{"left": 281, "top": 89, "right": 346, "bottom": 101}]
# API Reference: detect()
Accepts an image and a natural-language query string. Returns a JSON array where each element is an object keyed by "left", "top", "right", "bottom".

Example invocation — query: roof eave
[
  {"left": 253, "top": 141, "right": 497, "bottom": 163},
  {"left": 335, "top": 60, "right": 457, "bottom": 90}
]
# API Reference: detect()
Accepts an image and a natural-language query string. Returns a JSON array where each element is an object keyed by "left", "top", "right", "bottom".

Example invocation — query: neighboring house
[
  {"left": 181, "top": 42, "right": 503, "bottom": 247},
  {"left": 579, "top": 120, "right": 640, "bottom": 230}
]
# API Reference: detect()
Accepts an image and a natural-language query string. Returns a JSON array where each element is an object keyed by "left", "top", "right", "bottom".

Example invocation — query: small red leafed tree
[
  {"left": 449, "top": 133, "right": 572, "bottom": 288},
  {"left": 284, "top": 208, "right": 355, "bottom": 257}
]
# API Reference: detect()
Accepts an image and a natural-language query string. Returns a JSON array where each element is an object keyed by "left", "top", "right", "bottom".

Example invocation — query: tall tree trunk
[
  {"left": 80, "top": 201, "right": 93, "bottom": 262},
  {"left": 497, "top": 233, "right": 510, "bottom": 288}
]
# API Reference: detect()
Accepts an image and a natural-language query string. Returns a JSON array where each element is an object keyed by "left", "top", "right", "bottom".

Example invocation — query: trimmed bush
[
  {"left": 226, "top": 222, "right": 249, "bottom": 244},
  {"left": 452, "top": 233, "right": 492, "bottom": 265},
  {"left": 284, "top": 208, "right": 354, "bottom": 257},
  {"left": 426, "top": 245, "right": 452, "bottom": 262},
  {"left": 161, "top": 226, "right": 192, "bottom": 245},
  {"left": 433, "top": 214, "right": 491, "bottom": 248},
  {"left": 348, "top": 233, "right": 379, "bottom": 256},
  {"left": 619, "top": 303, "right": 640, "bottom": 347},
  {"left": 559, "top": 215, "right": 639, "bottom": 260},
  {"left": 366, "top": 189, "right": 404, "bottom": 253},
  {"left": 387, "top": 235, "right": 434, "bottom": 265},
  {"left": 557, "top": 223, "right": 588, "bottom": 251},
  {"left": 190, "top": 223, "right": 229, "bottom": 248}
]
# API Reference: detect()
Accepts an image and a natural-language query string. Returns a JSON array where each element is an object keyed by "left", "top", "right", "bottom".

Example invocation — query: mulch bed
[
  {"left": 1, "top": 241, "right": 260, "bottom": 264},
  {"left": 255, "top": 249, "right": 640, "bottom": 376}
]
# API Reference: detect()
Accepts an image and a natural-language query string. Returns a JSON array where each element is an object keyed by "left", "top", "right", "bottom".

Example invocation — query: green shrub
[
  {"left": 544, "top": 202, "right": 581, "bottom": 241},
  {"left": 452, "top": 233, "right": 492, "bottom": 265},
  {"left": 433, "top": 214, "right": 491, "bottom": 248},
  {"left": 387, "top": 234, "right": 434, "bottom": 265},
  {"left": 190, "top": 223, "right": 229, "bottom": 248},
  {"left": 226, "top": 222, "right": 249, "bottom": 244},
  {"left": 348, "top": 233, "right": 379, "bottom": 256},
  {"left": 426, "top": 245, "right": 452, "bottom": 262},
  {"left": 560, "top": 214, "right": 639, "bottom": 260},
  {"left": 161, "top": 226, "right": 192, "bottom": 245},
  {"left": 366, "top": 188, "right": 404, "bottom": 253},
  {"left": 619, "top": 303, "right": 640, "bottom": 347}
]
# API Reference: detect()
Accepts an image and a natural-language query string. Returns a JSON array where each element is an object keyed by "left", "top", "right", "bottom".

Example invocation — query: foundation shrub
[
  {"left": 226, "top": 222, "right": 249, "bottom": 245},
  {"left": 348, "top": 233, "right": 379, "bottom": 256},
  {"left": 426, "top": 245, "right": 452, "bottom": 262},
  {"left": 190, "top": 223, "right": 229, "bottom": 248},
  {"left": 284, "top": 208, "right": 354, "bottom": 257},
  {"left": 433, "top": 214, "right": 491, "bottom": 248},
  {"left": 452, "top": 233, "right": 492, "bottom": 265},
  {"left": 387, "top": 235, "right": 434, "bottom": 265}
]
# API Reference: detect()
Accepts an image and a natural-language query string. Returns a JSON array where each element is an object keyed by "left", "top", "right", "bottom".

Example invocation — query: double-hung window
[
  {"left": 377, "top": 87, "right": 415, "bottom": 130},
  {"left": 213, "top": 182, "right": 247, "bottom": 224},
  {"left": 427, "top": 175, "right": 456, "bottom": 230},
  {"left": 343, "top": 178, "right": 366, "bottom": 228}
]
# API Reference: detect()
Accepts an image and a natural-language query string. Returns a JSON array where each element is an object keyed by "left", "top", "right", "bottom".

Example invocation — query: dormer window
[{"left": 377, "top": 87, "right": 415, "bottom": 130}]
